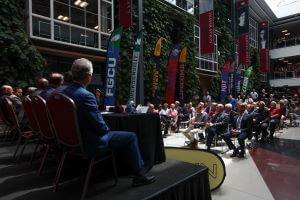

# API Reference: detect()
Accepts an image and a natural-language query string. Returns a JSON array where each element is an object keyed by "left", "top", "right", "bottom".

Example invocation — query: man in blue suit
[
  {"left": 40, "top": 73, "right": 63, "bottom": 100},
  {"left": 58, "top": 58, "right": 155, "bottom": 187}
]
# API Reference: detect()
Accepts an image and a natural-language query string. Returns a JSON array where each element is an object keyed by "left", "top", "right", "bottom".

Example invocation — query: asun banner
[
  {"left": 237, "top": 0, "right": 250, "bottom": 65},
  {"left": 177, "top": 47, "right": 187, "bottom": 104},
  {"left": 104, "top": 27, "right": 123, "bottom": 106},
  {"left": 166, "top": 44, "right": 181, "bottom": 104},
  {"left": 129, "top": 30, "right": 143, "bottom": 103},
  {"left": 242, "top": 66, "right": 253, "bottom": 93},
  {"left": 234, "top": 68, "right": 242, "bottom": 96},
  {"left": 220, "top": 60, "right": 231, "bottom": 102},
  {"left": 200, "top": 0, "right": 214, "bottom": 54},
  {"left": 259, "top": 21, "right": 269, "bottom": 72},
  {"left": 151, "top": 37, "right": 163, "bottom": 104}
]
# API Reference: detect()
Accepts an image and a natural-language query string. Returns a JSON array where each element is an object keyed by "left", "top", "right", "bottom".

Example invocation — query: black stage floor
[{"left": 0, "top": 142, "right": 211, "bottom": 200}]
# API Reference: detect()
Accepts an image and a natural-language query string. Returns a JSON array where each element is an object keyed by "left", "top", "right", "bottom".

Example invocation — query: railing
[{"left": 271, "top": 38, "right": 300, "bottom": 49}]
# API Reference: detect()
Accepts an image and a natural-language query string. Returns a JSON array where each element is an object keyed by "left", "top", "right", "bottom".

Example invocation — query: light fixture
[
  {"left": 284, "top": 60, "right": 288, "bottom": 63},
  {"left": 281, "top": 37, "right": 286, "bottom": 40},
  {"left": 282, "top": 30, "right": 288, "bottom": 33},
  {"left": 285, "top": 33, "right": 291, "bottom": 36},
  {"left": 94, "top": 25, "right": 99, "bottom": 29},
  {"left": 62, "top": 16, "right": 69, "bottom": 21},
  {"left": 288, "top": 62, "right": 292, "bottom": 65},
  {"left": 74, "top": 0, "right": 81, "bottom": 5},
  {"left": 80, "top": 34, "right": 88, "bottom": 37},
  {"left": 279, "top": 58, "right": 284, "bottom": 61},
  {"left": 79, "top": 1, "right": 89, "bottom": 8},
  {"left": 57, "top": 15, "right": 63, "bottom": 20}
]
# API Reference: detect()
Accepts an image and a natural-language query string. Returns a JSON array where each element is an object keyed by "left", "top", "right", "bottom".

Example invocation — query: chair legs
[
  {"left": 53, "top": 152, "right": 67, "bottom": 192},
  {"left": 16, "top": 138, "right": 29, "bottom": 162},
  {"left": 30, "top": 138, "right": 41, "bottom": 165},
  {"left": 111, "top": 152, "right": 118, "bottom": 185},
  {"left": 38, "top": 144, "right": 50, "bottom": 176},
  {"left": 13, "top": 135, "right": 22, "bottom": 159},
  {"left": 81, "top": 158, "right": 95, "bottom": 200}
]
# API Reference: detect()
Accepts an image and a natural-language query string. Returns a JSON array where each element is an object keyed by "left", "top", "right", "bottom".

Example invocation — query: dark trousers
[
  {"left": 222, "top": 132, "right": 249, "bottom": 151},
  {"left": 205, "top": 128, "right": 217, "bottom": 150},
  {"left": 161, "top": 115, "right": 171, "bottom": 135},
  {"left": 101, "top": 131, "right": 144, "bottom": 175},
  {"left": 254, "top": 122, "right": 269, "bottom": 142},
  {"left": 269, "top": 119, "right": 279, "bottom": 140}
]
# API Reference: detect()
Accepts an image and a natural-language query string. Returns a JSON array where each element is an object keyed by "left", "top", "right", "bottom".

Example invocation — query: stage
[{"left": 0, "top": 142, "right": 211, "bottom": 200}]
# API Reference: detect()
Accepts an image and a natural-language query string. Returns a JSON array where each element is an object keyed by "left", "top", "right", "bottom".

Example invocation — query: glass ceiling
[{"left": 264, "top": 0, "right": 300, "bottom": 18}]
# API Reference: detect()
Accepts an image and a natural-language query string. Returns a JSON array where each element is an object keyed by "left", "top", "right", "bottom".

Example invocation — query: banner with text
[
  {"left": 259, "top": 21, "right": 269, "bottom": 72},
  {"left": 151, "top": 37, "right": 163, "bottom": 104},
  {"left": 104, "top": 27, "right": 123, "bottom": 106},
  {"left": 237, "top": 0, "right": 250, "bottom": 65},
  {"left": 119, "top": 0, "right": 132, "bottom": 29},
  {"left": 166, "top": 44, "right": 181, "bottom": 104},
  {"left": 242, "top": 66, "right": 253, "bottom": 93},
  {"left": 176, "top": 47, "right": 187, "bottom": 104},
  {"left": 129, "top": 30, "right": 143, "bottom": 103},
  {"left": 220, "top": 60, "right": 231, "bottom": 102},
  {"left": 234, "top": 68, "right": 242, "bottom": 96},
  {"left": 200, "top": 0, "right": 214, "bottom": 54}
]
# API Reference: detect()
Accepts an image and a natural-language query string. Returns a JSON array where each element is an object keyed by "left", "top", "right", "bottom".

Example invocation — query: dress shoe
[
  {"left": 238, "top": 150, "right": 245, "bottom": 158},
  {"left": 230, "top": 149, "right": 239, "bottom": 157},
  {"left": 132, "top": 175, "right": 156, "bottom": 187}
]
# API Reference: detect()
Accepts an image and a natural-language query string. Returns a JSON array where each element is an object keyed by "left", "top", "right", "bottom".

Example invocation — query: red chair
[
  {"left": 47, "top": 93, "right": 118, "bottom": 200},
  {"left": 3, "top": 97, "right": 35, "bottom": 161},
  {"left": 31, "top": 95, "right": 57, "bottom": 175},
  {"left": 0, "top": 107, "right": 13, "bottom": 142}
]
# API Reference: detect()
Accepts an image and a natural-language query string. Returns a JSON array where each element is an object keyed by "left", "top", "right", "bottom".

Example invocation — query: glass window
[
  {"left": 100, "top": 1, "right": 112, "bottom": 33},
  {"left": 54, "top": 1, "right": 70, "bottom": 21},
  {"left": 54, "top": 22, "right": 70, "bottom": 42},
  {"left": 86, "top": 30, "right": 99, "bottom": 48},
  {"left": 71, "top": 27, "right": 85, "bottom": 45},
  {"left": 32, "top": 0, "right": 50, "bottom": 17},
  {"left": 164, "top": 0, "right": 194, "bottom": 14},
  {"left": 101, "top": 34, "right": 109, "bottom": 49},
  {"left": 86, "top": 12, "right": 98, "bottom": 30},
  {"left": 249, "top": 17, "right": 258, "bottom": 49},
  {"left": 71, "top": 6, "right": 85, "bottom": 26},
  {"left": 32, "top": 16, "right": 51, "bottom": 39}
]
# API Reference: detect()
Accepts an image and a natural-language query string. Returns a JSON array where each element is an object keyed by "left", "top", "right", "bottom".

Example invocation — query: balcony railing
[{"left": 271, "top": 38, "right": 300, "bottom": 49}]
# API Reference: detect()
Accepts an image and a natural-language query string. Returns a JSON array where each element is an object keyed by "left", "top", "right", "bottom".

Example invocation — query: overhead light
[
  {"left": 281, "top": 37, "right": 286, "bottom": 40},
  {"left": 279, "top": 58, "right": 284, "bottom": 61},
  {"left": 284, "top": 60, "right": 288, "bottom": 63},
  {"left": 80, "top": 34, "right": 88, "bottom": 37},
  {"left": 94, "top": 25, "right": 99, "bottom": 29},
  {"left": 74, "top": 0, "right": 81, "bottom": 5},
  {"left": 282, "top": 30, "right": 288, "bottom": 33},
  {"left": 62, "top": 16, "right": 69, "bottom": 21},
  {"left": 79, "top": 1, "right": 89, "bottom": 8},
  {"left": 285, "top": 33, "right": 291, "bottom": 36},
  {"left": 288, "top": 63, "right": 292, "bottom": 65},
  {"left": 57, "top": 15, "right": 63, "bottom": 20}
]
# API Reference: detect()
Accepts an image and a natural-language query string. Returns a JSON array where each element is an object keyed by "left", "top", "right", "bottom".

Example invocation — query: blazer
[
  {"left": 231, "top": 113, "right": 252, "bottom": 136},
  {"left": 253, "top": 108, "right": 269, "bottom": 123},
  {"left": 211, "top": 112, "right": 229, "bottom": 135},
  {"left": 60, "top": 82, "right": 110, "bottom": 156},
  {"left": 40, "top": 87, "right": 55, "bottom": 100}
]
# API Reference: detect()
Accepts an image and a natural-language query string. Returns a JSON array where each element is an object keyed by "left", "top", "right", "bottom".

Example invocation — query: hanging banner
[
  {"left": 199, "top": 0, "right": 214, "bottom": 54},
  {"left": 129, "top": 30, "right": 143, "bottom": 103},
  {"left": 259, "top": 21, "right": 269, "bottom": 72},
  {"left": 104, "top": 27, "right": 123, "bottom": 106},
  {"left": 220, "top": 60, "right": 231, "bottom": 102},
  {"left": 177, "top": 47, "right": 187, "bottom": 104},
  {"left": 227, "top": 72, "right": 234, "bottom": 97},
  {"left": 165, "top": 44, "right": 181, "bottom": 105},
  {"left": 119, "top": 0, "right": 132, "bottom": 29},
  {"left": 242, "top": 66, "right": 253, "bottom": 93},
  {"left": 151, "top": 37, "right": 163, "bottom": 103},
  {"left": 234, "top": 68, "right": 242, "bottom": 96},
  {"left": 237, "top": 0, "right": 250, "bottom": 65}
]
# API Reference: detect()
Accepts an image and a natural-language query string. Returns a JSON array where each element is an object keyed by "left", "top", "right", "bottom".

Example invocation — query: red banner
[
  {"left": 119, "top": 0, "right": 132, "bottom": 29},
  {"left": 238, "top": 33, "right": 250, "bottom": 64},
  {"left": 259, "top": 21, "right": 269, "bottom": 72},
  {"left": 200, "top": 11, "right": 214, "bottom": 54},
  {"left": 260, "top": 49, "right": 269, "bottom": 72}
]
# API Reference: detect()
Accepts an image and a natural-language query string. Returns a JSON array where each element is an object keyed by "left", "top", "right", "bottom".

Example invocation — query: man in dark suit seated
[
  {"left": 253, "top": 101, "right": 270, "bottom": 143},
  {"left": 205, "top": 104, "right": 229, "bottom": 150},
  {"left": 40, "top": 73, "right": 64, "bottom": 100},
  {"left": 58, "top": 58, "right": 155, "bottom": 187},
  {"left": 222, "top": 103, "right": 252, "bottom": 158},
  {"left": 224, "top": 103, "right": 237, "bottom": 127}
]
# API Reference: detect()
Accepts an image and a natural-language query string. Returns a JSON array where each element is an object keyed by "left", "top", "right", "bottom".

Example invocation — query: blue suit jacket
[{"left": 59, "top": 83, "right": 110, "bottom": 156}]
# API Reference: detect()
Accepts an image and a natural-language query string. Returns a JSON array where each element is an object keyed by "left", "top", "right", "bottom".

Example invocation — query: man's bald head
[
  {"left": 1, "top": 85, "right": 13, "bottom": 96},
  {"left": 36, "top": 78, "right": 49, "bottom": 89}
]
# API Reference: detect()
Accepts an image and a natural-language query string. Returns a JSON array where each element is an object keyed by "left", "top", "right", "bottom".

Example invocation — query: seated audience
[
  {"left": 40, "top": 73, "right": 64, "bottom": 100},
  {"left": 58, "top": 58, "right": 155, "bottom": 187},
  {"left": 159, "top": 103, "right": 170, "bottom": 137},
  {"left": 32, "top": 78, "right": 48, "bottom": 96},
  {"left": 224, "top": 103, "right": 237, "bottom": 127},
  {"left": 167, "top": 103, "right": 178, "bottom": 132},
  {"left": 253, "top": 101, "right": 270, "bottom": 143},
  {"left": 269, "top": 101, "right": 280, "bottom": 141}
]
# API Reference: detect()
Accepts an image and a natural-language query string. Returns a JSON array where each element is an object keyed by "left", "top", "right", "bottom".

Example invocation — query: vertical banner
[
  {"left": 119, "top": 0, "right": 132, "bottom": 29},
  {"left": 220, "top": 60, "right": 231, "bottom": 102},
  {"left": 151, "top": 37, "right": 163, "bottom": 104},
  {"left": 129, "top": 30, "right": 143, "bottom": 103},
  {"left": 227, "top": 72, "right": 234, "bottom": 97},
  {"left": 242, "top": 66, "right": 253, "bottom": 93},
  {"left": 234, "top": 68, "right": 242, "bottom": 96},
  {"left": 104, "top": 27, "right": 123, "bottom": 106},
  {"left": 259, "top": 21, "right": 269, "bottom": 72},
  {"left": 237, "top": 0, "right": 250, "bottom": 65},
  {"left": 165, "top": 44, "right": 181, "bottom": 105},
  {"left": 199, "top": 0, "right": 214, "bottom": 54},
  {"left": 177, "top": 47, "right": 187, "bottom": 104}
]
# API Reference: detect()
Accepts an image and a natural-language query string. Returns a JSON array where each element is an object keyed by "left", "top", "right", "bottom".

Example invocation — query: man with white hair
[{"left": 58, "top": 58, "right": 155, "bottom": 187}]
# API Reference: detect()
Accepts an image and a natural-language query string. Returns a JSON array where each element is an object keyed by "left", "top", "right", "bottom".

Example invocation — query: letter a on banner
[
  {"left": 129, "top": 30, "right": 143, "bottom": 103},
  {"left": 220, "top": 60, "right": 231, "bottom": 102},
  {"left": 199, "top": 0, "right": 214, "bottom": 54},
  {"left": 151, "top": 37, "right": 163, "bottom": 105},
  {"left": 165, "top": 44, "right": 180, "bottom": 105},
  {"left": 178, "top": 47, "right": 187, "bottom": 104},
  {"left": 104, "top": 27, "right": 123, "bottom": 106}
]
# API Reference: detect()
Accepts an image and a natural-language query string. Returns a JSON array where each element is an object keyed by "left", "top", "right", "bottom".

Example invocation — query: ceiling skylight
[{"left": 264, "top": 0, "right": 300, "bottom": 18}]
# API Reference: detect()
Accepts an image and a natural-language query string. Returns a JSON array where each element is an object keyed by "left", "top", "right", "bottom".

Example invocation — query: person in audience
[
  {"left": 167, "top": 103, "right": 178, "bottom": 132},
  {"left": 58, "top": 58, "right": 155, "bottom": 187},
  {"left": 227, "top": 95, "right": 237, "bottom": 109},
  {"left": 188, "top": 102, "right": 196, "bottom": 117},
  {"left": 253, "top": 101, "right": 270, "bottom": 143},
  {"left": 205, "top": 104, "right": 229, "bottom": 150},
  {"left": 250, "top": 89, "right": 258, "bottom": 101},
  {"left": 224, "top": 103, "right": 237, "bottom": 127},
  {"left": 147, "top": 104, "right": 158, "bottom": 113},
  {"left": 26, "top": 87, "right": 37, "bottom": 97},
  {"left": 203, "top": 91, "right": 212, "bottom": 102},
  {"left": 207, "top": 102, "right": 217, "bottom": 120},
  {"left": 159, "top": 103, "right": 171, "bottom": 138},
  {"left": 32, "top": 78, "right": 48, "bottom": 96},
  {"left": 222, "top": 103, "right": 252, "bottom": 158},
  {"left": 245, "top": 94, "right": 253, "bottom": 104},
  {"left": 0, "top": 85, "right": 13, "bottom": 123},
  {"left": 40, "top": 73, "right": 64, "bottom": 100},
  {"left": 269, "top": 101, "right": 280, "bottom": 141},
  {"left": 13, "top": 87, "right": 23, "bottom": 99},
  {"left": 182, "top": 102, "right": 208, "bottom": 148},
  {"left": 288, "top": 102, "right": 298, "bottom": 126}
]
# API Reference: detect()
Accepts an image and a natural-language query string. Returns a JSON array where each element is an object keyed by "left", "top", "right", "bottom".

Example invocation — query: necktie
[{"left": 237, "top": 115, "right": 242, "bottom": 130}]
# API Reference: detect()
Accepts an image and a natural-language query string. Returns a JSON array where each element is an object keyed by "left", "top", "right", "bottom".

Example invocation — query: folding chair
[
  {"left": 0, "top": 107, "right": 13, "bottom": 142},
  {"left": 3, "top": 97, "right": 36, "bottom": 161},
  {"left": 47, "top": 93, "right": 118, "bottom": 200}
]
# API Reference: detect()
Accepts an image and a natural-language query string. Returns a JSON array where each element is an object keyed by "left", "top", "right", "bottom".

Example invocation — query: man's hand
[
  {"left": 231, "top": 129, "right": 240, "bottom": 136},
  {"left": 253, "top": 119, "right": 257, "bottom": 124},
  {"left": 205, "top": 122, "right": 213, "bottom": 128}
]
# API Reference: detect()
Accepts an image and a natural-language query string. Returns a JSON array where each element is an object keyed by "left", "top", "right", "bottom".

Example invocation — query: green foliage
[
  {"left": 116, "top": 0, "right": 200, "bottom": 105},
  {"left": 248, "top": 48, "right": 266, "bottom": 92},
  {"left": 0, "top": 0, "right": 46, "bottom": 88}
]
